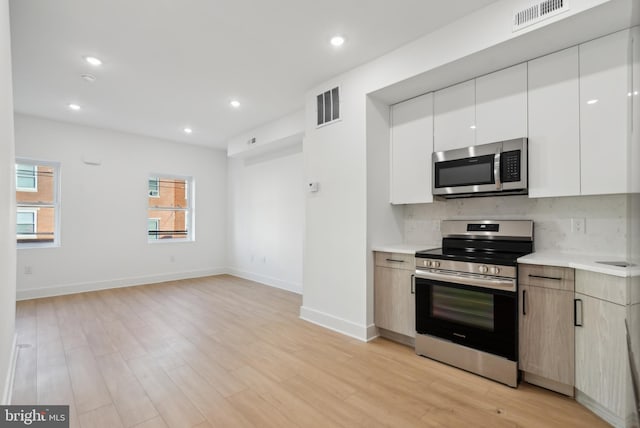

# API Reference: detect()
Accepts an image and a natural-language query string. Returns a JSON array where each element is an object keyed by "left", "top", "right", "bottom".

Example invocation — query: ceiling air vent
[
  {"left": 513, "top": 0, "right": 569, "bottom": 32},
  {"left": 316, "top": 86, "right": 340, "bottom": 127}
]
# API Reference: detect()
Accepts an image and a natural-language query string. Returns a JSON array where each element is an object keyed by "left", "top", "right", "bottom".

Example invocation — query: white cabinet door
[
  {"left": 475, "top": 63, "right": 527, "bottom": 145},
  {"left": 631, "top": 26, "right": 640, "bottom": 193},
  {"left": 434, "top": 79, "right": 475, "bottom": 152},
  {"left": 528, "top": 47, "right": 581, "bottom": 198},
  {"left": 390, "top": 93, "right": 434, "bottom": 204},
  {"left": 579, "top": 29, "right": 632, "bottom": 195}
]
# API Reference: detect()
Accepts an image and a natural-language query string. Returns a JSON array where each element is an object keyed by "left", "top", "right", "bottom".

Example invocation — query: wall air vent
[
  {"left": 316, "top": 86, "right": 340, "bottom": 127},
  {"left": 513, "top": 0, "right": 569, "bottom": 32}
]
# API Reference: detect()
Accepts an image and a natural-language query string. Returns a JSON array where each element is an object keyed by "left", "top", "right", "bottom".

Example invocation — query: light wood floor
[{"left": 12, "top": 275, "right": 608, "bottom": 428}]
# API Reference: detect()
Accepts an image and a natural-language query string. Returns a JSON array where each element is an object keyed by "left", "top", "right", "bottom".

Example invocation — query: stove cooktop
[{"left": 415, "top": 247, "right": 529, "bottom": 266}]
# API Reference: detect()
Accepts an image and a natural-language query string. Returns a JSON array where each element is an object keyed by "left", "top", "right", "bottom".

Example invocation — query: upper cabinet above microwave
[
  {"left": 433, "top": 64, "right": 527, "bottom": 153},
  {"left": 434, "top": 79, "right": 475, "bottom": 152},
  {"left": 475, "top": 63, "right": 528, "bottom": 146}
]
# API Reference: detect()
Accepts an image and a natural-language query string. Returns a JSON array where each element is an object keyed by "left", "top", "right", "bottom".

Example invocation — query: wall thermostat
[{"left": 308, "top": 182, "right": 319, "bottom": 193}]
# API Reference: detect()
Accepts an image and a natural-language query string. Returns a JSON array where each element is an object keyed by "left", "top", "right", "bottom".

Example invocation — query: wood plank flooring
[{"left": 12, "top": 275, "right": 608, "bottom": 428}]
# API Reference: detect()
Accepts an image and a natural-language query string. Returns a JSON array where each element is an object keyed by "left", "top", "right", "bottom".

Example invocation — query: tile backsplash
[{"left": 404, "top": 194, "right": 628, "bottom": 257}]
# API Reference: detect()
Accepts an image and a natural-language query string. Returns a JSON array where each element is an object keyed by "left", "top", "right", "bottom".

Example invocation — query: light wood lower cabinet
[
  {"left": 518, "top": 264, "right": 575, "bottom": 396},
  {"left": 574, "top": 270, "right": 631, "bottom": 428},
  {"left": 374, "top": 252, "right": 415, "bottom": 342}
]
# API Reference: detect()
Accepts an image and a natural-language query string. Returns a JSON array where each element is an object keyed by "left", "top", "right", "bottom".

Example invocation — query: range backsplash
[{"left": 404, "top": 194, "right": 628, "bottom": 258}]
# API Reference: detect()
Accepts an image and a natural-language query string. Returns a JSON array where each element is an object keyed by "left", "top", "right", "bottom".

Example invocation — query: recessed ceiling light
[
  {"left": 230, "top": 100, "right": 241, "bottom": 108},
  {"left": 84, "top": 56, "right": 102, "bottom": 66},
  {"left": 183, "top": 127, "right": 193, "bottom": 134},
  {"left": 470, "top": 125, "right": 477, "bottom": 129},
  {"left": 330, "top": 35, "right": 345, "bottom": 47},
  {"left": 68, "top": 103, "right": 81, "bottom": 111},
  {"left": 81, "top": 74, "right": 96, "bottom": 83},
  {"left": 586, "top": 99, "right": 598, "bottom": 105}
]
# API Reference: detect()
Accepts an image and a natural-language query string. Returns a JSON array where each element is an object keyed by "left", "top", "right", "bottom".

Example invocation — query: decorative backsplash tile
[{"left": 404, "top": 194, "right": 628, "bottom": 258}]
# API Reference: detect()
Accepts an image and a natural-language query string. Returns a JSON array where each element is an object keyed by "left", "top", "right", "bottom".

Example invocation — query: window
[
  {"left": 147, "top": 218, "right": 160, "bottom": 240},
  {"left": 148, "top": 178, "right": 160, "bottom": 197},
  {"left": 15, "top": 160, "right": 59, "bottom": 246},
  {"left": 147, "top": 175, "right": 192, "bottom": 242},
  {"left": 16, "top": 164, "right": 37, "bottom": 191},
  {"left": 16, "top": 209, "right": 37, "bottom": 238}
]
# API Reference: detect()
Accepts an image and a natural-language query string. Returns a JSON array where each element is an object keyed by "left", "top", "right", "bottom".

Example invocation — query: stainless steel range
[{"left": 414, "top": 220, "right": 533, "bottom": 387}]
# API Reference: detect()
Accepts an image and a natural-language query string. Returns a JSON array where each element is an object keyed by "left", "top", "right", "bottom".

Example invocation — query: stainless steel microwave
[{"left": 432, "top": 138, "right": 528, "bottom": 198}]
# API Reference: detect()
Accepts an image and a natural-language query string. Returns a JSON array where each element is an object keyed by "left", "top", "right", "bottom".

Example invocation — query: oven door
[{"left": 415, "top": 269, "right": 517, "bottom": 361}]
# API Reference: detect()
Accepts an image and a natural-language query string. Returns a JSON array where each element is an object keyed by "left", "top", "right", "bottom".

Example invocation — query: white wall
[
  {"left": 0, "top": 0, "right": 16, "bottom": 404},
  {"left": 227, "top": 144, "right": 304, "bottom": 293},
  {"left": 300, "top": 0, "right": 623, "bottom": 340},
  {"left": 366, "top": 96, "right": 404, "bottom": 328},
  {"left": 227, "top": 109, "right": 304, "bottom": 157},
  {"left": 14, "top": 114, "right": 227, "bottom": 299}
]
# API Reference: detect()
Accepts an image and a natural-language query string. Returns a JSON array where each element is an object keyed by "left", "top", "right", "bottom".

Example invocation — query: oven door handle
[{"left": 415, "top": 269, "right": 516, "bottom": 292}]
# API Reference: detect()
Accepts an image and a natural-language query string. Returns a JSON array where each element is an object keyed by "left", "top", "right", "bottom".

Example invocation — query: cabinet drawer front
[
  {"left": 375, "top": 252, "right": 415, "bottom": 270},
  {"left": 575, "top": 270, "right": 626, "bottom": 305},
  {"left": 519, "top": 264, "right": 574, "bottom": 291}
]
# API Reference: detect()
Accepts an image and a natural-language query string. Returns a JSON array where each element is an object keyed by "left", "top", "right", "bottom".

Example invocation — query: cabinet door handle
[
  {"left": 410, "top": 274, "right": 415, "bottom": 294},
  {"left": 522, "top": 290, "right": 527, "bottom": 315},
  {"left": 385, "top": 258, "right": 405, "bottom": 263},
  {"left": 574, "top": 299, "right": 583, "bottom": 327},
  {"left": 528, "top": 274, "right": 562, "bottom": 281}
]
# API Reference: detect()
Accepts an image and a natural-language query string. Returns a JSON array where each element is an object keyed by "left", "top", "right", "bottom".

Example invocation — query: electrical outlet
[
  {"left": 571, "top": 218, "right": 586, "bottom": 234},
  {"left": 24, "top": 266, "right": 32, "bottom": 275},
  {"left": 170, "top": 255, "right": 175, "bottom": 263}
]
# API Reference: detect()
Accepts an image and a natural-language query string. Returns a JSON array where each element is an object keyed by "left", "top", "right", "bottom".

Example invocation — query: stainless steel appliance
[
  {"left": 414, "top": 220, "right": 533, "bottom": 387},
  {"left": 432, "top": 138, "right": 527, "bottom": 198}
]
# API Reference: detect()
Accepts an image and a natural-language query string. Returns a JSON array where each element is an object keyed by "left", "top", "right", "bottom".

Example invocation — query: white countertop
[
  {"left": 371, "top": 243, "right": 440, "bottom": 255},
  {"left": 518, "top": 251, "right": 639, "bottom": 278}
]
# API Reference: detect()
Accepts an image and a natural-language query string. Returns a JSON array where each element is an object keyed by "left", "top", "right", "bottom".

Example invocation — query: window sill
[
  {"left": 17, "top": 242, "right": 59, "bottom": 250},
  {"left": 148, "top": 238, "right": 195, "bottom": 245}
]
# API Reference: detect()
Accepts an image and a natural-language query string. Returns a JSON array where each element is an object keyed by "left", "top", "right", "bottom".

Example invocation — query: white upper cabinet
[
  {"left": 475, "top": 63, "right": 528, "bottom": 145},
  {"left": 528, "top": 47, "right": 581, "bottom": 198},
  {"left": 633, "top": 27, "right": 640, "bottom": 194},
  {"left": 434, "top": 79, "right": 475, "bottom": 152},
  {"left": 390, "top": 93, "right": 434, "bottom": 204},
  {"left": 579, "top": 29, "right": 632, "bottom": 195}
]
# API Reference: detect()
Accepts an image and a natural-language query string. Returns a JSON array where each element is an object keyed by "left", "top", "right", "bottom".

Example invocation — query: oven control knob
[
  {"left": 432, "top": 261, "right": 440, "bottom": 268},
  {"left": 478, "top": 265, "right": 489, "bottom": 274},
  {"left": 423, "top": 260, "right": 432, "bottom": 268},
  {"left": 489, "top": 266, "right": 500, "bottom": 275}
]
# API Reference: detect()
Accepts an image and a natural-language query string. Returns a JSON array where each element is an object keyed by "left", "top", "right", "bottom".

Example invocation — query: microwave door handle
[{"left": 494, "top": 149, "right": 502, "bottom": 190}]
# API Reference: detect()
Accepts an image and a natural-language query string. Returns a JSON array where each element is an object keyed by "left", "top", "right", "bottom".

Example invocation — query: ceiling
[{"left": 9, "top": 0, "right": 497, "bottom": 149}]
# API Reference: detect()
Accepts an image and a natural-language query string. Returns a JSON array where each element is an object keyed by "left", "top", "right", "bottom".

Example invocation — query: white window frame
[
  {"left": 16, "top": 208, "right": 37, "bottom": 240},
  {"left": 16, "top": 158, "right": 61, "bottom": 249},
  {"left": 147, "top": 174, "right": 194, "bottom": 243},
  {"left": 16, "top": 163, "right": 38, "bottom": 192}
]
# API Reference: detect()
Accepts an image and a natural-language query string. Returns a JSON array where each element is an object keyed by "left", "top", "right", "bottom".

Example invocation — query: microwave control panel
[{"left": 501, "top": 150, "right": 521, "bottom": 183}]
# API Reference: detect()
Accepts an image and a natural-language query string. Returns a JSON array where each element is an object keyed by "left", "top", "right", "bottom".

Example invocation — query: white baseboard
[
  {"left": 299, "top": 306, "right": 371, "bottom": 342},
  {"left": 2, "top": 333, "right": 18, "bottom": 405},
  {"left": 576, "top": 389, "right": 624, "bottom": 428},
  {"left": 227, "top": 267, "right": 302, "bottom": 294},
  {"left": 16, "top": 268, "right": 228, "bottom": 300},
  {"left": 366, "top": 324, "right": 380, "bottom": 342}
]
